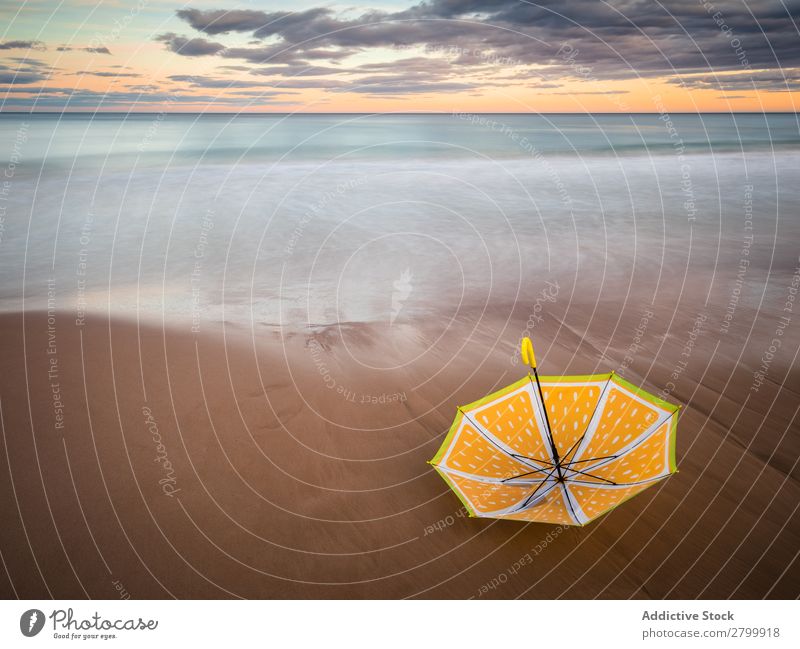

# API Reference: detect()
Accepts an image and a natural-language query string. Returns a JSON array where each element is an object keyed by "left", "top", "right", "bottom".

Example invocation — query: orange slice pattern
[
  {"left": 567, "top": 481, "right": 656, "bottom": 520},
  {"left": 470, "top": 387, "right": 550, "bottom": 462},
  {"left": 503, "top": 486, "right": 574, "bottom": 525},
  {"left": 446, "top": 472, "right": 531, "bottom": 514},
  {"left": 542, "top": 382, "right": 603, "bottom": 458},
  {"left": 576, "top": 420, "right": 671, "bottom": 485},
  {"left": 441, "top": 422, "right": 534, "bottom": 480},
  {"left": 577, "top": 386, "right": 661, "bottom": 462}
]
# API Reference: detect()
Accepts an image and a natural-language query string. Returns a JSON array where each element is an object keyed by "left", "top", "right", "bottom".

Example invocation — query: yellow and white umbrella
[{"left": 430, "top": 338, "right": 679, "bottom": 526}]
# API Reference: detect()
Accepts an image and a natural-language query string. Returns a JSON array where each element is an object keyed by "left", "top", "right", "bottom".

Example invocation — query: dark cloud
[
  {"left": 0, "top": 86, "right": 296, "bottom": 109},
  {"left": 670, "top": 70, "right": 800, "bottom": 92},
  {"left": 177, "top": 7, "right": 336, "bottom": 40},
  {"left": 249, "top": 64, "right": 345, "bottom": 77},
  {"left": 0, "top": 59, "right": 50, "bottom": 84},
  {"left": 0, "top": 71, "right": 44, "bottom": 84},
  {"left": 5, "top": 57, "right": 50, "bottom": 67},
  {"left": 166, "top": 0, "right": 800, "bottom": 87},
  {"left": 254, "top": 78, "right": 345, "bottom": 89},
  {"left": 0, "top": 40, "right": 45, "bottom": 51},
  {"left": 0, "top": 85, "right": 76, "bottom": 93},
  {"left": 356, "top": 56, "right": 455, "bottom": 74},
  {"left": 346, "top": 56, "right": 489, "bottom": 95},
  {"left": 220, "top": 45, "right": 354, "bottom": 65},
  {"left": 154, "top": 32, "right": 226, "bottom": 56},
  {"left": 71, "top": 70, "right": 141, "bottom": 78},
  {"left": 218, "top": 44, "right": 300, "bottom": 64},
  {"left": 167, "top": 74, "right": 292, "bottom": 91},
  {"left": 550, "top": 90, "right": 630, "bottom": 95},
  {"left": 175, "top": 8, "right": 285, "bottom": 35},
  {"left": 241, "top": 54, "right": 487, "bottom": 95},
  {"left": 57, "top": 45, "right": 113, "bottom": 54},
  {"left": 345, "top": 79, "right": 476, "bottom": 95},
  {"left": 227, "top": 89, "right": 299, "bottom": 97}
]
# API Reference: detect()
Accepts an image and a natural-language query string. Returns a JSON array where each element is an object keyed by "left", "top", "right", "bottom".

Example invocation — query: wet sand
[{"left": 1, "top": 293, "right": 798, "bottom": 599}]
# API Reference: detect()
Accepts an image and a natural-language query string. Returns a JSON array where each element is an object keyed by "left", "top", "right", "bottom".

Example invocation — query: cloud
[
  {"left": 154, "top": 32, "right": 226, "bottom": 56},
  {"left": 0, "top": 40, "right": 45, "bottom": 51},
  {"left": 249, "top": 64, "right": 345, "bottom": 77},
  {"left": 167, "top": 0, "right": 800, "bottom": 84},
  {"left": 252, "top": 78, "right": 345, "bottom": 89},
  {"left": 56, "top": 45, "right": 113, "bottom": 54},
  {"left": 550, "top": 90, "right": 630, "bottom": 95},
  {"left": 240, "top": 53, "right": 487, "bottom": 95},
  {"left": 0, "top": 59, "right": 50, "bottom": 84},
  {"left": 670, "top": 70, "right": 800, "bottom": 92},
  {"left": 175, "top": 8, "right": 285, "bottom": 36},
  {"left": 226, "top": 89, "right": 299, "bottom": 98},
  {"left": 0, "top": 86, "right": 296, "bottom": 109},
  {"left": 0, "top": 85, "right": 75, "bottom": 93},
  {"left": 71, "top": 70, "right": 141, "bottom": 78},
  {"left": 0, "top": 71, "right": 44, "bottom": 84},
  {"left": 176, "top": 7, "right": 337, "bottom": 41},
  {"left": 167, "top": 74, "right": 293, "bottom": 92},
  {"left": 217, "top": 44, "right": 302, "bottom": 64},
  {"left": 345, "top": 79, "right": 476, "bottom": 95},
  {"left": 356, "top": 56, "right": 456, "bottom": 75}
]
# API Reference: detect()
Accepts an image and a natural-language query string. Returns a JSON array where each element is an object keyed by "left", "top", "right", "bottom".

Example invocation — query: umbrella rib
[
  {"left": 579, "top": 408, "right": 679, "bottom": 473},
  {"left": 510, "top": 452, "right": 555, "bottom": 468},
  {"left": 501, "top": 466, "right": 553, "bottom": 482},
  {"left": 569, "top": 474, "right": 667, "bottom": 488},
  {"left": 561, "top": 464, "right": 616, "bottom": 485},
  {"left": 561, "top": 483, "right": 581, "bottom": 524},
  {"left": 560, "top": 435, "right": 588, "bottom": 467},
  {"left": 514, "top": 467, "right": 559, "bottom": 511},
  {"left": 527, "top": 374, "right": 560, "bottom": 470},
  {"left": 560, "top": 373, "right": 615, "bottom": 466},
  {"left": 610, "top": 474, "right": 670, "bottom": 487},
  {"left": 563, "top": 454, "right": 617, "bottom": 467}
]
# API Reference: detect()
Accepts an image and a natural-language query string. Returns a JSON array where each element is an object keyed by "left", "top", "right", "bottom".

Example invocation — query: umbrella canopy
[{"left": 429, "top": 338, "right": 680, "bottom": 526}]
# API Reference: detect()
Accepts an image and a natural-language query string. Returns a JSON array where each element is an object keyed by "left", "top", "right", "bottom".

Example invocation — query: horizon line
[{"left": 1, "top": 110, "right": 798, "bottom": 116}]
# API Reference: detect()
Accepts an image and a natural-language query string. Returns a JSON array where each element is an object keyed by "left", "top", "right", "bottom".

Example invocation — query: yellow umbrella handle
[{"left": 521, "top": 337, "right": 536, "bottom": 369}]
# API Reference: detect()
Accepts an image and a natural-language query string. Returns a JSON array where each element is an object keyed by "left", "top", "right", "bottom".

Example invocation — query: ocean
[{"left": 1, "top": 112, "right": 798, "bottom": 329}]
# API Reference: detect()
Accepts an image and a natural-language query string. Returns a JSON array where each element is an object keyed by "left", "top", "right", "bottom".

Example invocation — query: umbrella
[{"left": 429, "top": 337, "right": 680, "bottom": 526}]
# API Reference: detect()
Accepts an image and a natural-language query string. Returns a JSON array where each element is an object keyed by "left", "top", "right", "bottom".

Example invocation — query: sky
[{"left": 1, "top": 0, "right": 798, "bottom": 112}]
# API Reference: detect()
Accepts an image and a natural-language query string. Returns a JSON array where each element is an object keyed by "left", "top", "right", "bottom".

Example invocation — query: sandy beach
[{"left": 1, "top": 287, "right": 798, "bottom": 598}]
